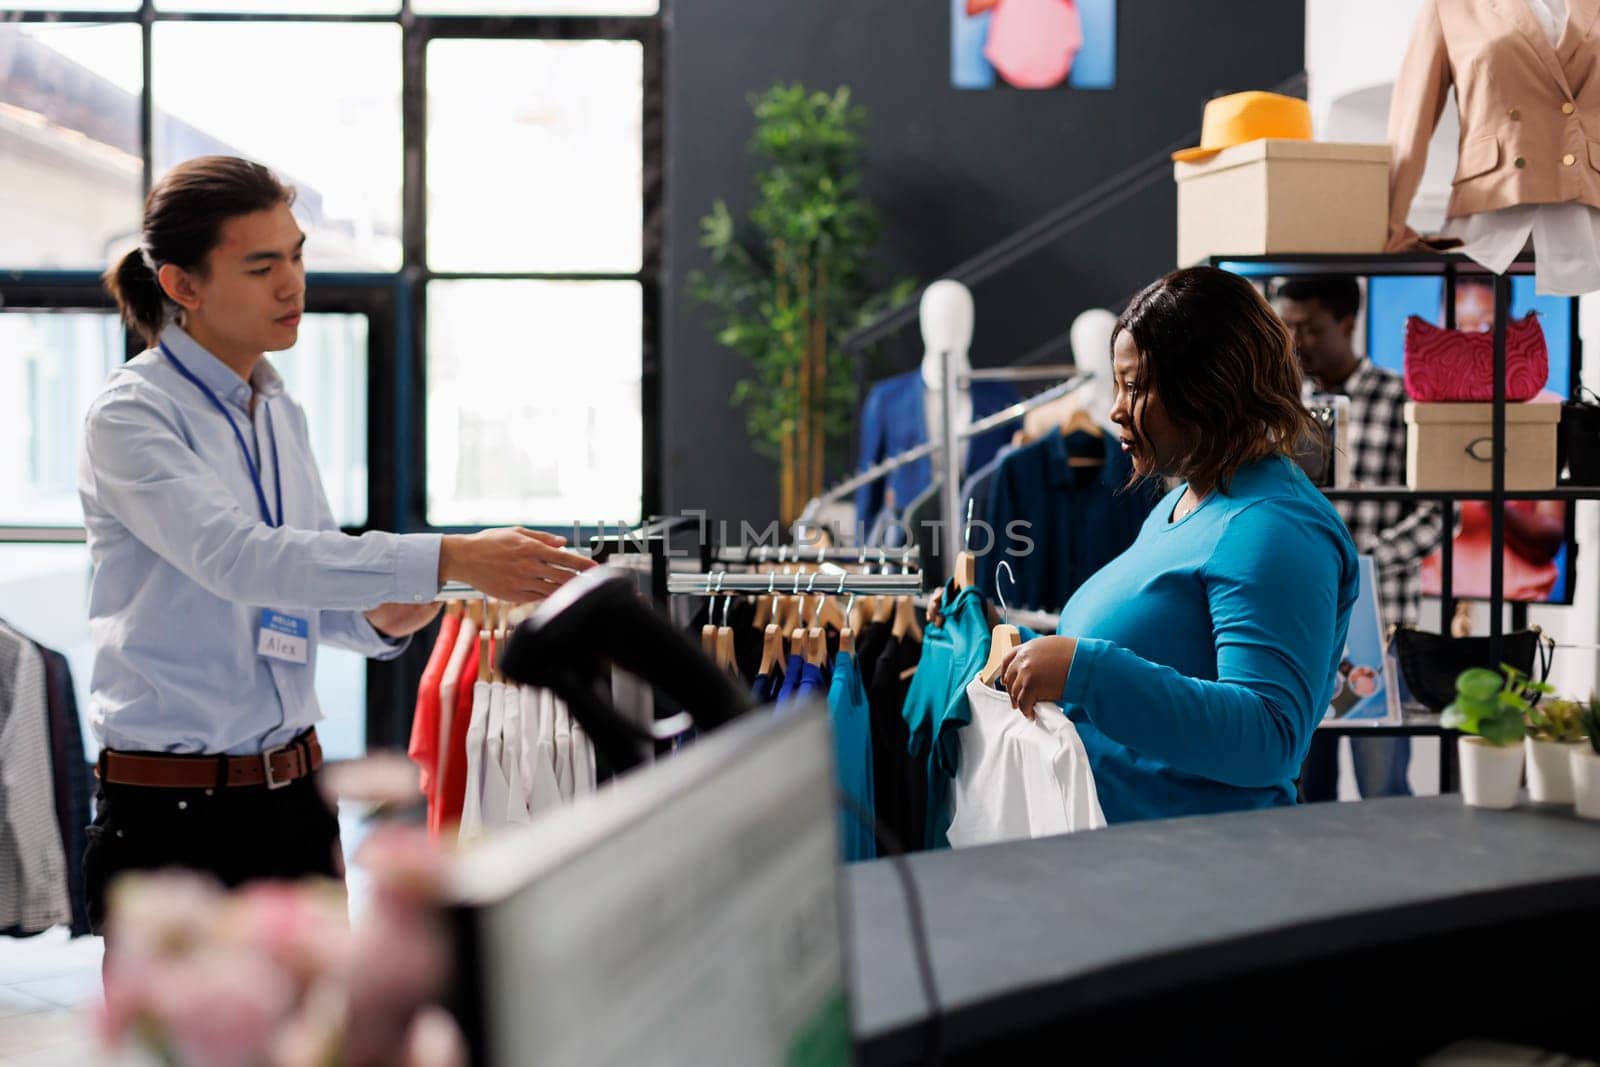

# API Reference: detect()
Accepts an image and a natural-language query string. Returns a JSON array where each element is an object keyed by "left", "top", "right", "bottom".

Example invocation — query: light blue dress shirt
[{"left": 79, "top": 325, "right": 443, "bottom": 755}]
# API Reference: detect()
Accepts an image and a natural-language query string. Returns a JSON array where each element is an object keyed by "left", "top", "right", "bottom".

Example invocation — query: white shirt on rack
[
  {"left": 481, "top": 681, "right": 511, "bottom": 829},
  {"left": 948, "top": 677, "right": 1105, "bottom": 848},
  {"left": 459, "top": 680, "right": 491, "bottom": 839},
  {"left": 502, "top": 685, "right": 531, "bottom": 824},
  {"left": 1441, "top": 0, "right": 1600, "bottom": 297},
  {"left": 528, "top": 690, "right": 562, "bottom": 814}
]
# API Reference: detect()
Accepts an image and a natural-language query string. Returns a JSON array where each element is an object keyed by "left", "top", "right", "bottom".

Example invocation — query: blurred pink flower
[
  {"left": 353, "top": 824, "right": 449, "bottom": 901},
  {"left": 104, "top": 871, "right": 226, "bottom": 963},
  {"left": 226, "top": 880, "right": 351, "bottom": 987},
  {"left": 139, "top": 951, "right": 295, "bottom": 1067}
]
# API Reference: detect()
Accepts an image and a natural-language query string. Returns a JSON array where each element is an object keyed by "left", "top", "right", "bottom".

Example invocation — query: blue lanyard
[{"left": 160, "top": 343, "right": 283, "bottom": 528}]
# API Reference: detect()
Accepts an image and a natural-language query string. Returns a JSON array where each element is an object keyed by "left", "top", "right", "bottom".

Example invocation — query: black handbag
[
  {"left": 1390, "top": 626, "right": 1553, "bottom": 712},
  {"left": 1559, "top": 387, "right": 1600, "bottom": 484}
]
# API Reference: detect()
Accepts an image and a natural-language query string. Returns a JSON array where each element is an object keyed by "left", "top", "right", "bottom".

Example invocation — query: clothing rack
[
  {"left": 804, "top": 370, "right": 1094, "bottom": 526},
  {"left": 962, "top": 364, "right": 1079, "bottom": 384},
  {"left": 1008, "top": 608, "right": 1061, "bottom": 633},
  {"left": 667, "top": 572, "right": 926, "bottom": 597},
  {"left": 713, "top": 544, "right": 921, "bottom": 567}
]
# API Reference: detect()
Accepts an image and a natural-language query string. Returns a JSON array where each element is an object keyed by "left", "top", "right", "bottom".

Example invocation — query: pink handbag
[{"left": 1403, "top": 313, "right": 1549, "bottom": 402}]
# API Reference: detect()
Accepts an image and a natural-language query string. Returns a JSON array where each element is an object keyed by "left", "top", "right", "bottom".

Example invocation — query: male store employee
[{"left": 79, "top": 156, "right": 594, "bottom": 933}]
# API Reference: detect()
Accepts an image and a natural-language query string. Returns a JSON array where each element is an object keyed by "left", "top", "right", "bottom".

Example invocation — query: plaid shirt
[{"left": 1305, "top": 360, "right": 1444, "bottom": 629}]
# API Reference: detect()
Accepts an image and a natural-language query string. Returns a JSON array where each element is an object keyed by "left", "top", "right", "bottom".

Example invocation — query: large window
[{"left": 0, "top": 3, "right": 660, "bottom": 752}]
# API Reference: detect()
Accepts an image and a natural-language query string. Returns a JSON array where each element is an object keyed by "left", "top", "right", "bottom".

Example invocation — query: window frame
[{"left": 0, "top": 1, "right": 663, "bottom": 749}]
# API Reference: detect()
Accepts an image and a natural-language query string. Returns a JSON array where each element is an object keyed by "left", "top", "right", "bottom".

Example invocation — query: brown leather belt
[{"left": 98, "top": 729, "right": 322, "bottom": 790}]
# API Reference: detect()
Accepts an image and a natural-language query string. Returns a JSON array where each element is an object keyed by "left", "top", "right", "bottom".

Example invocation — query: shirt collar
[
  {"left": 1309, "top": 358, "right": 1373, "bottom": 398},
  {"left": 159, "top": 324, "right": 285, "bottom": 412},
  {"left": 1046, "top": 426, "right": 1124, "bottom": 489}
]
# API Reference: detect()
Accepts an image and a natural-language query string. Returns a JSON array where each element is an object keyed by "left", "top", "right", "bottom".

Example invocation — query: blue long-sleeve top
[{"left": 1053, "top": 456, "right": 1359, "bottom": 822}]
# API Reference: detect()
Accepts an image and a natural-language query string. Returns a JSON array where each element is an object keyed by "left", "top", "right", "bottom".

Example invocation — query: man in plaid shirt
[{"left": 1278, "top": 277, "right": 1443, "bottom": 800}]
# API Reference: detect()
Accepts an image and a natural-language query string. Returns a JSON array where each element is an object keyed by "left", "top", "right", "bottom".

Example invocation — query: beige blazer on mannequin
[{"left": 1387, "top": 0, "right": 1600, "bottom": 250}]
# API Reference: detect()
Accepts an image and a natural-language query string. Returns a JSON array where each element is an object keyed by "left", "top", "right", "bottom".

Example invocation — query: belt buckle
[{"left": 261, "top": 743, "right": 295, "bottom": 790}]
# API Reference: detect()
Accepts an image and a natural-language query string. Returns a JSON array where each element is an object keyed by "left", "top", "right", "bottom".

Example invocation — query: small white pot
[
  {"left": 1524, "top": 737, "right": 1582, "bottom": 804},
  {"left": 1458, "top": 737, "right": 1524, "bottom": 809},
  {"left": 1571, "top": 749, "right": 1600, "bottom": 821}
]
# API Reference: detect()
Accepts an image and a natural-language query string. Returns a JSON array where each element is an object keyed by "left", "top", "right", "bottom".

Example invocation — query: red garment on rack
[
  {"left": 432, "top": 636, "right": 481, "bottom": 837},
  {"left": 408, "top": 612, "right": 462, "bottom": 804}
]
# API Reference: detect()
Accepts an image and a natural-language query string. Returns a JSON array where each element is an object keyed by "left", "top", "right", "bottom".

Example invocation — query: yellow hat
[{"left": 1171, "top": 91, "right": 1313, "bottom": 164}]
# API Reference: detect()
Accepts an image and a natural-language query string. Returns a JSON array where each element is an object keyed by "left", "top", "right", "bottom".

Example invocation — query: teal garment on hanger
[
  {"left": 902, "top": 580, "right": 992, "bottom": 849},
  {"left": 828, "top": 652, "right": 877, "bottom": 863}
]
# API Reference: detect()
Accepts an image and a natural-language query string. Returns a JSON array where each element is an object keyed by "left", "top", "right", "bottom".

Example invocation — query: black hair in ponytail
[{"left": 103, "top": 156, "right": 296, "bottom": 347}]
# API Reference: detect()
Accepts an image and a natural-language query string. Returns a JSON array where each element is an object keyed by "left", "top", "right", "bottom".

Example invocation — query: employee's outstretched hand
[
  {"left": 439, "top": 528, "right": 598, "bottom": 605},
  {"left": 1000, "top": 635, "right": 1077, "bottom": 721}
]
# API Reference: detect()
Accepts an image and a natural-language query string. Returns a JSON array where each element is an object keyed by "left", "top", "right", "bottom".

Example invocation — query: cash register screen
[{"left": 447, "top": 703, "right": 849, "bottom": 1067}]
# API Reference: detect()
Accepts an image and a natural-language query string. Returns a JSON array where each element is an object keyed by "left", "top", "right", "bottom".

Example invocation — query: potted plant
[
  {"left": 692, "top": 84, "right": 914, "bottom": 525},
  {"left": 1524, "top": 696, "right": 1587, "bottom": 803},
  {"left": 1573, "top": 699, "right": 1600, "bottom": 821},
  {"left": 1442, "top": 666, "right": 1540, "bottom": 809}
]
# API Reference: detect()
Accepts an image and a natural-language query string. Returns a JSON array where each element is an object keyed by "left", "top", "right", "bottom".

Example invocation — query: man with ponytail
[{"left": 81, "top": 156, "right": 593, "bottom": 933}]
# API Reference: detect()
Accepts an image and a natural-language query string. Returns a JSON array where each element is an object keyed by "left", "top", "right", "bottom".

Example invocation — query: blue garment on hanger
[
  {"left": 855, "top": 370, "right": 1018, "bottom": 524},
  {"left": 828, "top": 652, "right": 878, "bottom": 863},
  {"left": 776, "top": 654, "right": 806, "bottom": 706}
]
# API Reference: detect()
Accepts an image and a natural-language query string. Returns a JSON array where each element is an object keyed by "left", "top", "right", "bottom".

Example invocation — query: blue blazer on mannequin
[{"left": 855, "top": 370, "right": 1019, "bottom": 525}]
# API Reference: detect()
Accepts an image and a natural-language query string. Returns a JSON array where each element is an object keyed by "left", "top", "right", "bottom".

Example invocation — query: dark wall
[{"left": 662, "top": 0, "right": 1305, "bottom": 526}]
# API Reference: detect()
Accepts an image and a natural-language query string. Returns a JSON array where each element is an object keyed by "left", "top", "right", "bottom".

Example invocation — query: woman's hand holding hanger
[
  {"left": 999, "top": 636, "right": 1077, "bottom": 721},
  {"left": 439, "top": 528, "right": 598, "bottom": 605}
]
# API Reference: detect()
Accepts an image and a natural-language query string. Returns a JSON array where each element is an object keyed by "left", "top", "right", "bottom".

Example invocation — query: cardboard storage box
[
  {"left": 1405, "top": 400, "right": 1560, "bottom": 491},
  {"left": 1174, "top": 140, "right": 1390, "bottom": 266}
]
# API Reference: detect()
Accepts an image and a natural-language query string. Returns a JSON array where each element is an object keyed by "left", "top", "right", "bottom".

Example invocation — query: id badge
[{"left": 257, "top": 609, "right": 310, "bottom": 665}]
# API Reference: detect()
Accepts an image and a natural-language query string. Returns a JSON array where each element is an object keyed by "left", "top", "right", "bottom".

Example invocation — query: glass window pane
[
  {"left": 0, "top": 544, "right": 95, "bottom": 762},
  {"left": 159, "top": 0, "right": 397, "bottom": 11},
  {"left": 0, "top": 1, "right": 138, "bottom": 9},
  {"left": 0, "top": 311, "right": 123, "bottom": 527},
  {"left": 413, "top": 0, "right": 656, "bottom": 12},
  {"left": 427, "top": 280, "right": 642, "bottom": 526},
  {"left": 427, "top": 39, "right": 642, "bottom": 273},
  {"left": 153, "top": 22, "right": 402, "bottom": 271},
  {"left": 0, "top": 24, "right": 143, "bottom": 269},
  {"left": 271, "top": 313, "right": 370, "bottom": 528},
  {"left": 312, "top": 647, "right": 367, "bottom": 761}
]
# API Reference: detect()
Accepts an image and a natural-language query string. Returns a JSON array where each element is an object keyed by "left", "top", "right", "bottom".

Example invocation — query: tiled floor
[{"left": 0, "top": 927, "right": 103, "bottom": 1064}]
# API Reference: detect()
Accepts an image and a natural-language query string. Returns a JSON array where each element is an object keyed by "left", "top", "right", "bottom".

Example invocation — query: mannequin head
[
  {"left": 1069, "top": 308, "right": 1118, "bottom": 419},
  {"left": 920, "top": 280, "right": 975, "bottom": 388}
]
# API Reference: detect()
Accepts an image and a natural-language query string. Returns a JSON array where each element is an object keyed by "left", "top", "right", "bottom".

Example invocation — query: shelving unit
[{"left": 1213, "top": 251, "right": 1586, "bottom": 667}]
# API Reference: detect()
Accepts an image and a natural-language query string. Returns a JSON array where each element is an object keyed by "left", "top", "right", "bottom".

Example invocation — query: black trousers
[{"left": 83, "top": 767, "right": 344, "bottom": 935}]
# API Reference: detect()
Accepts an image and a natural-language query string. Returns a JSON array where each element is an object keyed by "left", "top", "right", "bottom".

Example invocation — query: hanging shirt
[
  {"left": 1054, "top": 456, "right": 1359, "bottom": 823},
  {"left": 80, "top": 325, "right": 441, "bottom": 756},
  {"left": 571, "top": 715, "right": 597, "bottom": 797},
  {"left": 949, "top": 679, "right": 1105, "bottom": 848},
  {"left": 864, "top": 624, "right": 926, "bottom": 856},
  {"left": 978, "top": 428, "right": 1154, "bottom": 611},
  {"left": 409, "top": 612, "right": 463, "bottom": 804},
  {"left": 460, "top": 680, "right": 492, "bottom": 840},
  {"left": 502, "top": 686, "right": 530, "bottom": 825},
  {"left": 481, "top": 682, "right": 512, "bottom": 830},
  {"left": 0, "top": 624, "right": 71, "bottom": 934},
  {"left": 828, "top": 652, "right": 878, "bottom": 863},
  {"left": 553, "top": 698, "right": 574, "bottom": 803},
  {"left": 431, "top": 619, "right": 477, "bottom": 831},
  {"left": 902, "top": 581, "right": 992, "bottom": 849},
  {"left": 777, "top": 654, "right": 807, "bottom": 706},
  {"left": 435, "top": 636, "right": 480, "bottom": 834},
  {"left": 528, "top": 690, "right": 562, "bottom": 815}
]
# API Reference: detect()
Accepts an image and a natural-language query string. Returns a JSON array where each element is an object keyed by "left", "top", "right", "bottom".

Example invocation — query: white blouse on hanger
[{"left": 1440, "top": 0, "right": 1600, "bottom": 296}]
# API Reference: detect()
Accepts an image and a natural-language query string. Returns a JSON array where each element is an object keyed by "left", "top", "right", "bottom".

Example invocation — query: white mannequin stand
[{"left": 920, "top": 280, "right": 976, "bottom": 569}]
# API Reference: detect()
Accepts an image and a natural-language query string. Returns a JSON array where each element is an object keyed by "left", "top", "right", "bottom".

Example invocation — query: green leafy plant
[
  {"left": 1579, "top": 698, "right": 1600, "bottom": 756},
  {"left": 1441, "top": 665, "right": 1550, "bottom": 746},
  {"left": 1527, "top": 697, "right": 1589, "bottom": 744},
  {"left": 691, "top": 83, "right": 915, "bottom": 524}
]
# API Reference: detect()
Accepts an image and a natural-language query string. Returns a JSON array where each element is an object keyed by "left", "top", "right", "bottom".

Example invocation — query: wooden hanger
[
  {"left": 977, "top": 560, "right": 1022, "bottom": 687},
  {"left": 477, "top": 627, "right": 491, "bottom": 684},
  {"left": 445, "top": 600, "right": 464, "bottom": 619},
  {"left": 892, "top": 595, "right": 923, "bottom": 642},
  {"left": 758, "top": 578, "right": 786, "bottom": 676},
  {"left": 1061, "top": 405, "right": 1103, "bottom": 438},
  {"left": 701, "top": 575, "right": 724, "bottom": 660}
]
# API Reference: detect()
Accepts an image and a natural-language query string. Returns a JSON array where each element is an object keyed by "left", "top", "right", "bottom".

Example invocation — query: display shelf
[
  {"left": 1320, "top": 485, "right": 1600, "bottom": 502},
  {"left": 1209, "top": 250, "right": 1567, "bottom": 666},
  {"left": 1212, "top": 250, "right": 1537, "bottom": 277}
]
